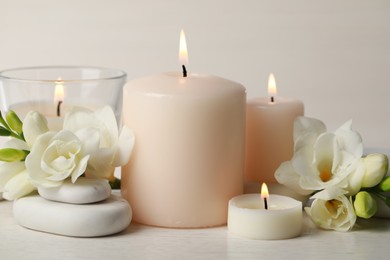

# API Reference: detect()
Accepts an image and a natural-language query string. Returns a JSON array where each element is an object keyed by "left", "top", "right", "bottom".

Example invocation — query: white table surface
[{"left": 1, "top": 195, "right": 390, "bottom": 260}]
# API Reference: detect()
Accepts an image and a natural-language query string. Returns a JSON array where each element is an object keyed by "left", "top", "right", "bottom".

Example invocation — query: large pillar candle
[
  {"left": 245, "top": 74, "right": 304, "bottom": 184},
  {"left": 121, "top": 72, "right": 246, "bottom": 228}
]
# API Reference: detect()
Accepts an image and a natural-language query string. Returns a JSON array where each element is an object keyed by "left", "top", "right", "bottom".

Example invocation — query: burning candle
[
  {"left": 245, "top": 73, "right": 304, "bottom": 184},
  {"left": 10, "top": 78, "right": 67, "bottom": 130},
  {"left": 228, "top": 183, "right": 303, "bottom": 240},
  {"left": 0, "top": 66, "right": 126, "bottom": 131},
  {"left": 121, "top": 30, "right": 246, "bottom": 228}
]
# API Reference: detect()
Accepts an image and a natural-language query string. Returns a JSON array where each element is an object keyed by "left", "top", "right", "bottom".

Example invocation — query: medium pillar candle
[
  {"left": 121, "top": 72, "right": 246, "bottom": 228},
  {"left": 245, "top": 74, "right": 304, "bottom": 184}
]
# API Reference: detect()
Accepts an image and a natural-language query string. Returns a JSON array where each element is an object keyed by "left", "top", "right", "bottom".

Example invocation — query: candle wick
[
  {"left": 264, "top": 197, "right": 268, "bottom": 210},
  {"left": 270, "top": 96, "right": 274, "bottom": 103},
  {"left": 57, "top": 101, "right": 63, "bottom": 117},
  {"left": 182, "top": 65, "right": 187, "bottom": 78}
]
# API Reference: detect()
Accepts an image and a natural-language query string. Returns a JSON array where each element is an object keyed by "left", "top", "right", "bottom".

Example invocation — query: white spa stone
[
  {"left": 38, "top": 177, "right": 111, "bottom": 204},
  {"left": 13, "top": 194, "right": 132, "bottom": 237}
]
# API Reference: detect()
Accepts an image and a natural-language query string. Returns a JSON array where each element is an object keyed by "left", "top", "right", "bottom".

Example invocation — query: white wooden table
[{"left": 1, "top": 196, "right": 390, "bottom": 260}]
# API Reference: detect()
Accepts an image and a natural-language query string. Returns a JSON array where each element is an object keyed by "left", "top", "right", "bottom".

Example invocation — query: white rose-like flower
[
  {"left": 305, "top": 188, "right": 356, "bottom": 231},
  {"left": 275, "top": 117, "right": 363, "bottom": 195},
  {"left": 63, "top": 106, "right": 134, "bottom": 179},
  {"left": 25, "top": 130, "right": 90, "bottom": 188}
]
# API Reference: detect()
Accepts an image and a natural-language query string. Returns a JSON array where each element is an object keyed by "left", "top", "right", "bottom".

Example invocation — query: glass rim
[{"left": 0, "top": 65, "right": 127, "bottom": 83}]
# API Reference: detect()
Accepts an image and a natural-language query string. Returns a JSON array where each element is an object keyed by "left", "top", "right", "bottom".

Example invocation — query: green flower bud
[
  {"left": 0, "top": 148, "right": 29, "bottom": 162},
  {"left": 379, "top": 176, "right": 390, "bottom": 192},
  {"left": 354, "top": 191, "right": 377, "bottom": 219},
  {"left": 6, "top": 110, "right": 23, "bottom": 135},
  {"left": 362, "top": 154, "right": 389, "bottom": 188}
]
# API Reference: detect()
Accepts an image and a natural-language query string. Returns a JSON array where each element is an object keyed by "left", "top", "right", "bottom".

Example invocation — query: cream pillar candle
[
  {"left": 121, "top": 31, "right": 246, "bottom": 228},
  {"left": 122, "top": 72, "right": 246, "bottom": 228},
  {"left": 228, "top": 184, "right": 302, "bottom": 240},
  {"left": 245, "top": 74, "right": 304, "bottom": 184}
]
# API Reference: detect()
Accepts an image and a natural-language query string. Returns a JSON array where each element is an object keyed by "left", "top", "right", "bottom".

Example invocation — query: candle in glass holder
[{"left": 0, "top": 66, "right": 126, "bottom": 130}]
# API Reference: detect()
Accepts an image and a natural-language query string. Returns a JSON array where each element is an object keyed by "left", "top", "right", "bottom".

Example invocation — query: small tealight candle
[{"left": 228, "top": 183, "right": 302, "bottom": 240}]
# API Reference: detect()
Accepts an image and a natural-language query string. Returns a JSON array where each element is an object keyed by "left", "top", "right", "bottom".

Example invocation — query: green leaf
[
  {"left": 0, "top": 126, "right": 11, "bottom": 136},
  {"left": 0, "top": 148, "right": 29, "bottom": 162},
  {"left": 379, "top": 176, "right": 390, "bottom": 192},
  {"left": 6, "top": 110, "right": 23, "bottom": 135},
  {"left": 109, "top": 177, "right": 121, "bottom": 189}
]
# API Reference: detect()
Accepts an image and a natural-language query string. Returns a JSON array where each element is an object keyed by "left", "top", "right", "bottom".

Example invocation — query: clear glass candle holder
[{"left": 0, "top": 66, "right": 126, "bottom": 129}]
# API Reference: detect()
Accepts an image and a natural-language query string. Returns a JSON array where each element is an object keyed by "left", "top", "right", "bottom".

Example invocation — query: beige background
[{"left": 1, "top": 0, "right": 389, "bottom": 147}]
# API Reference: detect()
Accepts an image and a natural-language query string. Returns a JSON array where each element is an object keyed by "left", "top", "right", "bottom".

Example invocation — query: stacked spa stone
[{"left": 13, "top": 178, "right": 132, "bottom": 237}]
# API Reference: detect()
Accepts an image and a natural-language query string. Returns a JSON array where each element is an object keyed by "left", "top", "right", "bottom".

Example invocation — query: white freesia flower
[
  {"left": 305, "top": 188, "right": 356, "bottom": 231},
  {"left": 0, "top": 139, "right": 35, "bottom": 200},
  {"left": 25, "top": 130, "right": 90, "bottom": 188},
  {"left": 63, "top": 106, "right": 134, "bottom": 179},
  {"left": 275, "top": 117, "right": 363, "bottom": 195}
]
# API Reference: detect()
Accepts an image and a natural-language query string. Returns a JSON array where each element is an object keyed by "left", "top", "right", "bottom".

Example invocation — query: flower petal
[
  {"left": 86, "top": 148, "right": 115, "bottom": 179},
  {"left": 0, "top": 161, "right": 26, "bottom": 190},
  {"left": 334, "top": 120, "right": 363, "bottom": 160},
  {"left": 275, "top": 161, "right": 313, "bottom": 195},
  {"left": 4, "top": 138, "right": 29, "bottom": 150},
  {"left": 93, "top": 106, "right": 119, "bottom": 145},
  {"left": 293, "top": 117, "right": 326, "bottom": 151},
  {"left": 2, "top": 169, "right": 35, "bottom": 200},
  {"left": 74, "top": 127, "right": 100, "bottom": 155},
  {"left": 63, "top": 107, "right": 96, "bottom": 132},
  {"left": 112, "top": 126, "right": 135, "bottom": 166},
  {"left": 23, "top": 111, "right": 49, "bottom": 147},
  {"left": 311, "top": 186, "right": 347, "bottom": 200},
  {"left": 71, "top": 154, "right": 90, "bottom": 183},
  {"left": 345, "top": 159, "right": 366, "bottom": 195}
]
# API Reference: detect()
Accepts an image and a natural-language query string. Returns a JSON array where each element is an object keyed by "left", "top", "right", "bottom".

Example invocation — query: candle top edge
[
  {"left": 124, "top": 72, "right": 247, "bottom": 96},
  {"left": 229, "top": 194, "right": 302, "bottom": 210}
]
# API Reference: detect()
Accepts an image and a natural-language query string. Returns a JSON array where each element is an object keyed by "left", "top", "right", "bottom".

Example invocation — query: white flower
[
  {"left": 63, "top": 106, "right": 134, "bottom": 179},
  {"left": 0, "top": 139, "right": 35, "bottom": 200},
  {"left": 305, "top": 188, "right": 356, "bottom": 231},
  {"left": 275, "top": 117, "right": 363, "bottom": 195},
  {"left": 25, "top": 130, "right": 90, "bottom": 188}
]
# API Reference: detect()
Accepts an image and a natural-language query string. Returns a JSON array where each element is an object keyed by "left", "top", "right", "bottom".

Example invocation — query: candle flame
[
  {"left": 268, "top": 73, "right": 277, "bottom": 99},
  {"left": 179, "top": 29, "right": 188, "bottom": 65},
  {"left": 54, "top": 77, "right": 64, "bottom": 104},
  {"left": 260, "top": 182, "right": 270, "bottom": 200}
]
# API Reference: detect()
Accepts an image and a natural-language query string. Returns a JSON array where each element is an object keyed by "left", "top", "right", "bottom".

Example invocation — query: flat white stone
[
  {"left": 38, "top": 178, "right": 111, "bottom": 204},
  {"left": 13, "top": 194, "right": 132, "bottom": 237}
]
